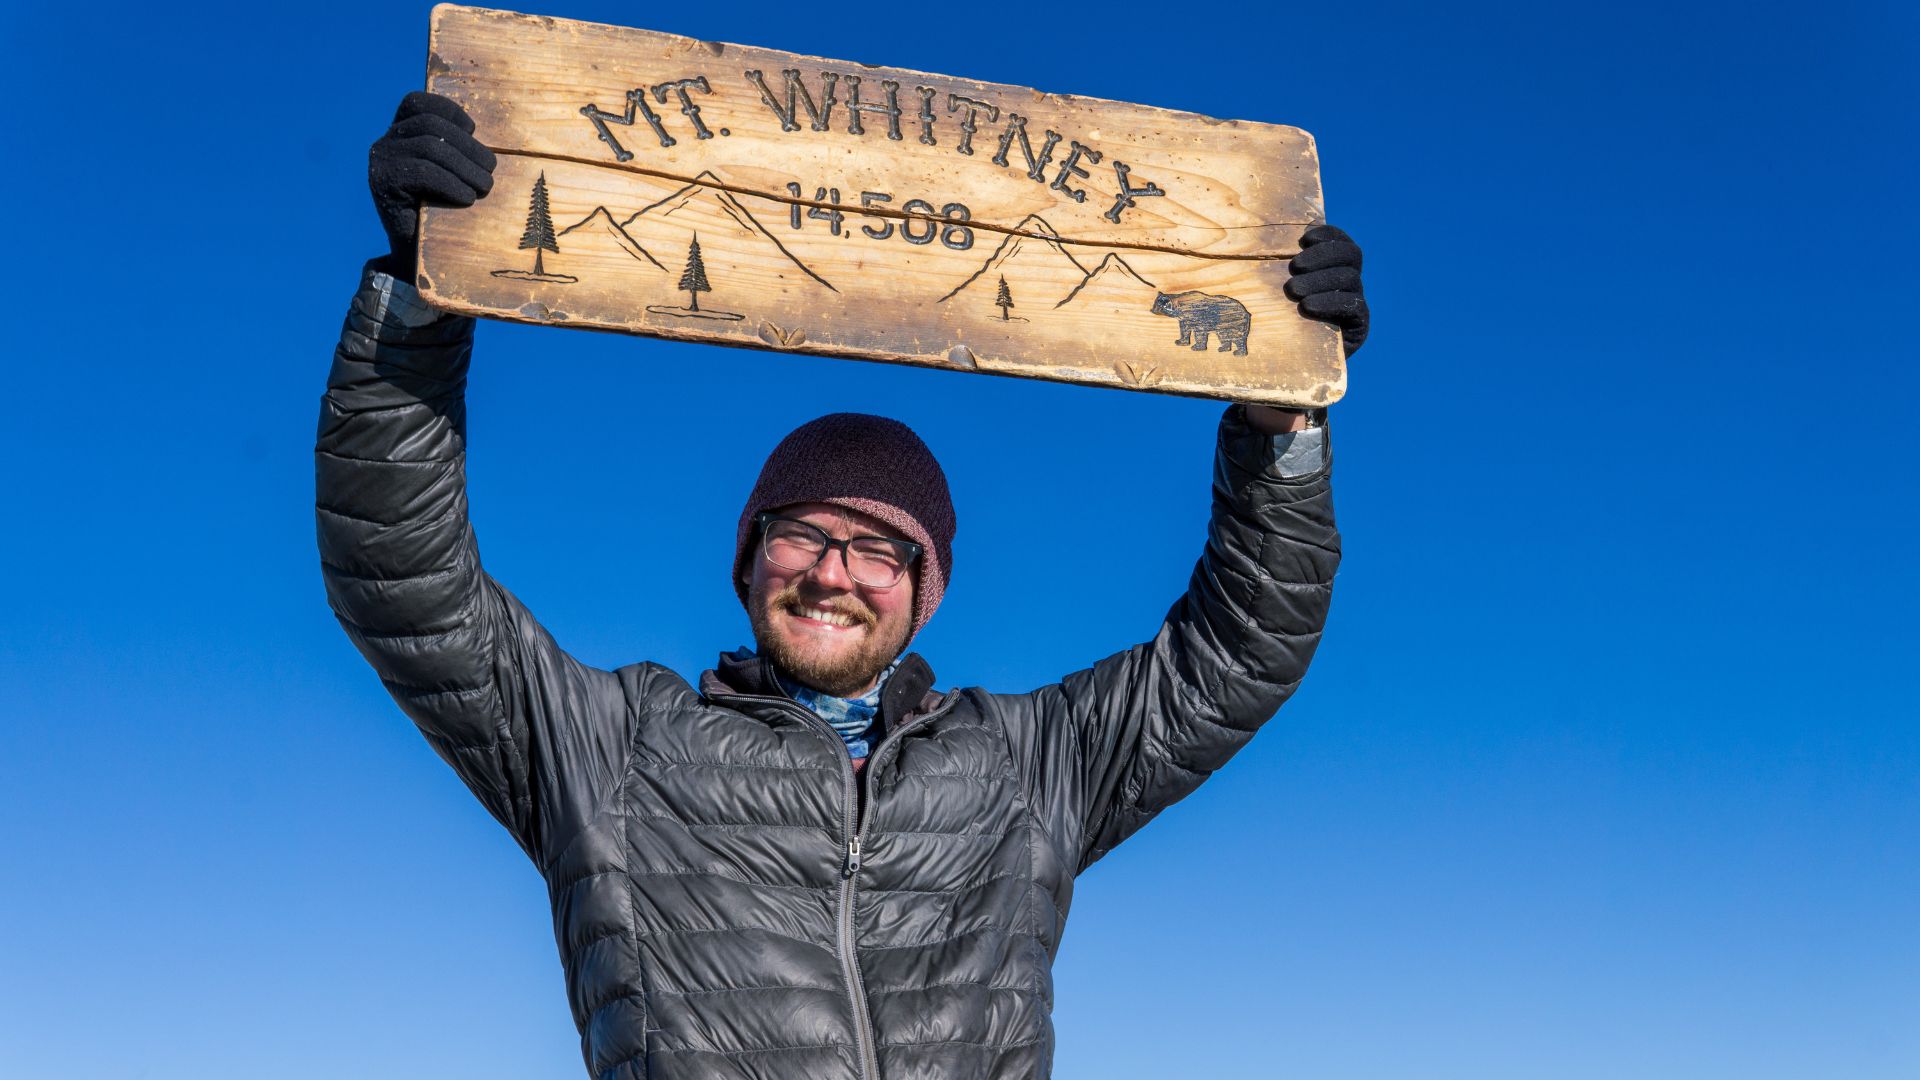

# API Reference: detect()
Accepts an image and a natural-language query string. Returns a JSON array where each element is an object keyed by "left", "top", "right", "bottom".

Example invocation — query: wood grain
[{"left": 417, "top": 4, "right": 1346, "bottom": 407}]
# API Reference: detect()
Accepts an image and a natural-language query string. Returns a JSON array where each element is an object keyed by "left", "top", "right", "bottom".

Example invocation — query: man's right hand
[{"left": 368, "top": 91, "right": 497, "bottom": 280}]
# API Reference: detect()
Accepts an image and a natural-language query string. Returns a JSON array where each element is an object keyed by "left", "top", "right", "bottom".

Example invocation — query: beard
[{"left": 747, "top": 578, "right": 912, "bottom": 697}]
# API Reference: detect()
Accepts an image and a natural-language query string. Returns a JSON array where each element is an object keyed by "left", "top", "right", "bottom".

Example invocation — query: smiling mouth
[{"left": 785, "top": 602, "right": 867, "bottom": 632}]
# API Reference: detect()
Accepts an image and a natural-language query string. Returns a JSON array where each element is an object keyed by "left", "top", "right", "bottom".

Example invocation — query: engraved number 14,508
[{"left": 785, "top": 184, "right": 974, "bottom": 250}]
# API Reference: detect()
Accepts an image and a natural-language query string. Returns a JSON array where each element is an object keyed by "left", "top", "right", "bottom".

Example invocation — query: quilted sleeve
[
  {"left": 995, "top": 404, "right": 1340, "bottom": 873},
  {"left": 315, "top": 266, "right": 635, "bottom": 868}
]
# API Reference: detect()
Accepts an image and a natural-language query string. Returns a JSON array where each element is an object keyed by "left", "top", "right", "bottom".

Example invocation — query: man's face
[{"left": 744, "top": 501, "right": 917, "bottom": 697}]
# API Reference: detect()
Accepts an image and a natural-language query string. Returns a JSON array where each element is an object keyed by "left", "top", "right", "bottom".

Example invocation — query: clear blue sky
[{"left": 2, "top": 1, "right": 1914, "bottom": 1077}]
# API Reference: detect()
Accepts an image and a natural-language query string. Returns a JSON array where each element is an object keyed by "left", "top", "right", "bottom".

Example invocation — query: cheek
[
  {"left": 873, "top": 572, "right": 917, "bottom": 626},
  {"left": 749, "top": 563, "right": 788, "bottom": 599},
  {"left": 746, "top": 572, "right": 790, "bottom": 626},
  {"left": 869, "top": 587, "right": 914, "bottom": 626}
]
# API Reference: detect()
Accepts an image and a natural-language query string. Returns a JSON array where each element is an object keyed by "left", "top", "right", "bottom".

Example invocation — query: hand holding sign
[
  {"left": 1286, "top": 225, "right": 1368, "bottom": 356},
  {"left": 368, "top": 92, "right": 497, "bottom": 279}
]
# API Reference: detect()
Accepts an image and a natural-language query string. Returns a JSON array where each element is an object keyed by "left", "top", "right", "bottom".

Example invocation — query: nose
[{"left": 803, "top": 542, "right": 856, "bottom": 590}]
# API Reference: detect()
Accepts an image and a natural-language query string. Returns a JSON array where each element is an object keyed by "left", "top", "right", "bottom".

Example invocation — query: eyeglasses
[{"left": 754, "top": 512, "right": 922, "bottom": 589}]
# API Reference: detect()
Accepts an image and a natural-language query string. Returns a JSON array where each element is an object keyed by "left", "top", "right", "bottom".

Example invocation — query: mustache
[{"left": 769, "top": 583, "right": 876, "bottom": 627}]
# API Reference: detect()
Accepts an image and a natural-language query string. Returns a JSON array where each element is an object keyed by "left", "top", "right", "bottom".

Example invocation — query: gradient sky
[{"left": 2, "top": 1, "right": 1915, "bottom": 1077}]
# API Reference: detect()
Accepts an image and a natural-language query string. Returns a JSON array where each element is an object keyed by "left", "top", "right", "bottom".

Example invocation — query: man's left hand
[
  {"left": 1244, "top": 224, "right": 1368, "bottom": 434},
  {"left": 1287, "top": 224, "right": 1368, "bottom": 357}
]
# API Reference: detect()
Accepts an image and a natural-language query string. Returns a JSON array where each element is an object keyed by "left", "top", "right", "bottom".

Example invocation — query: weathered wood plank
[{"left": 417, "top": 5, "right": 1347, "bottom": 406}]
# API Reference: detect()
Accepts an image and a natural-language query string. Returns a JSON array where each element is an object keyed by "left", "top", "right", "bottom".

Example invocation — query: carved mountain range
[
  {"left": 937, "top": 215, "right": 1089, "bottom": 316},
  {"left": 622, "top": 171, "right": 835, "bottom": 292},
  {"left": 1055, "top": 251, "right": 1159, "bottom": 310},
  {"left": 555, "top": 206, "right": 664, "bottom": 270},
  {"left": 547, "top": 171, "right": 834, "bottom": 292},
  {"left": 940, "top": 216, "right": 1171, "bottom": 323}
]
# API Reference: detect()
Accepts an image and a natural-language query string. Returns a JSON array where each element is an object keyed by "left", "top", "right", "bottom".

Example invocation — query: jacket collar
[
  {"left": 702, "top": 647, "right": 784, "bottom": 699},
  {"left": 701, "top": 648, "right": 942, "bottom": 729}
]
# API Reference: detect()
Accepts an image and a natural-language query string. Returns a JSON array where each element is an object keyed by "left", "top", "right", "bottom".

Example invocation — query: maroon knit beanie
[{"left": 733, "top": 413, "right": 956, "bottom": 639}]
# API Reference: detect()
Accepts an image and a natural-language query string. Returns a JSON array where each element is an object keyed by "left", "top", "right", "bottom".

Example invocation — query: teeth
[{"left": 792, "top": 605, "right": 857, "bottom": 628}]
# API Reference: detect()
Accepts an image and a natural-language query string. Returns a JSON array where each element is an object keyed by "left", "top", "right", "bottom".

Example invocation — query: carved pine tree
[
  {"left": 517, "top": 172, "right": 561, "bottom": 276},
  {"left": 994, "top": 275, "right": 1014, "bottom": 321},
  {"left": 679, "top": 234, "right": 712, "bottom": 311}
]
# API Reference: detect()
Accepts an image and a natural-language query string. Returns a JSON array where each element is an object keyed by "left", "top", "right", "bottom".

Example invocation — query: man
[{"left": 320, "top": 92, "right": 1366, "bottom": 1079}]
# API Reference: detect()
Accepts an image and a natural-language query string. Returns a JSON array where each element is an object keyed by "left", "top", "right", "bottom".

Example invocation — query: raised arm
[
  {"left": 996, "top": 406, "right": 1340, "bottom": 871},
  {"left": 998, "top": 225, "right": 1365, "bottom": 872},
  {"left": 315, "top": 93, "right": 635, "bottom": 868}
]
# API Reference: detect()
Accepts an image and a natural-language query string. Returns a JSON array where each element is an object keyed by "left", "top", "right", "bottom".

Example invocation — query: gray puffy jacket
[{"left": 316, "top": 269, "right": 1340, "bottom": 1080}]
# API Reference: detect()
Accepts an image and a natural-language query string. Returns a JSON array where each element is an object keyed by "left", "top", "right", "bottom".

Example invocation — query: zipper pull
[{"left": 843, "top": 834, "right": 863, "bottom": 878}]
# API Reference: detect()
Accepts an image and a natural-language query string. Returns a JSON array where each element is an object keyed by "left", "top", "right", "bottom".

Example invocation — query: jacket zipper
[
  {"left": 710, "top": 688, "right": 958, "bottom": 1080},
  {"left": 837, "top": 831, "right": 879, "bottom": 1080}
]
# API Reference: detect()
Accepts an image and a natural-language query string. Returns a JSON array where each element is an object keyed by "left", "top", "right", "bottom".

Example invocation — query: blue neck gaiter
[{"left": 770, "top": 654, "right": 900, "bottom": 760}]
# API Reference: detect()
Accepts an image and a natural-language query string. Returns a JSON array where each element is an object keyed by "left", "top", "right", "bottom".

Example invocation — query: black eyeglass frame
[{"left": 751, "top": 512, "right": 924, "bottom": 588}]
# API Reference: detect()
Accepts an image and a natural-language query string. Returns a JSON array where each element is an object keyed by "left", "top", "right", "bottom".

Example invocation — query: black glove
[
  {"left": 1286, "top": 224, "right": 1368, "bottom": 356},
  {"left": 367, "top": 91, "right": 497, "bottom": 279}
]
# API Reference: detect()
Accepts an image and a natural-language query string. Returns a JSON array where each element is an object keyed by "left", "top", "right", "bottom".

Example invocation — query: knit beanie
[{"left": 733, "top": 413, "right": 955, "bottom": 639}]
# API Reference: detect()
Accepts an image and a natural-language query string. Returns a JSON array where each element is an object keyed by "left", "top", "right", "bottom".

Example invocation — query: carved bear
[{"left": 1150, "top": 290, "right": 1252, "bottom": 356}]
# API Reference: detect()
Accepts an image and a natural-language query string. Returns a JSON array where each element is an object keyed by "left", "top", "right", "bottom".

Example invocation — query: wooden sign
[{"left": 417, "top": 4, "right": 1345, "bottom": 406}]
